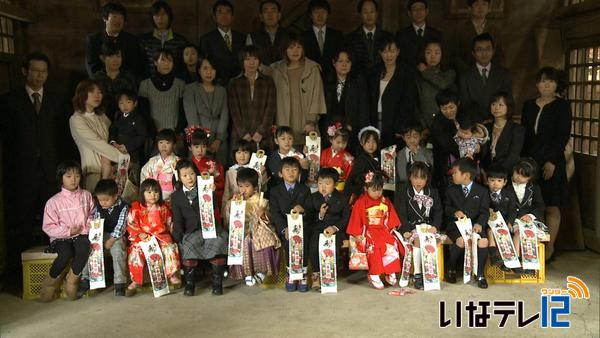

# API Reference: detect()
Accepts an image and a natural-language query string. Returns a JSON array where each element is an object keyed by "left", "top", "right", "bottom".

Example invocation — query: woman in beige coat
[
  {"left": 270, "top": 36, "right": 326, "bottom": 145},
  {"left": 69, "top": 79, "right": 123, "bottom": 190}
]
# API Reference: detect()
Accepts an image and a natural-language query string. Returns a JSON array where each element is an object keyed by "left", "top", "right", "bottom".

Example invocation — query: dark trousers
[{"left": 49, "top": 235, "right": 91, "bottom": 278}]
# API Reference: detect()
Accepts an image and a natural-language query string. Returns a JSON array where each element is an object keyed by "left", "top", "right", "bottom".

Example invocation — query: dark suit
[
  {"left": 306, "top": 190, "right": 350, "bottom": 269},
  {"left": 199, "top": 29, "right": 246, "bottom": 85},
  {"left": 301, "top": 26, "right": 344, "bottom": 79},
  {"left": 481, "top": 120, "right": 524, "bottom": 174},
  {"left": 396, "top": 25, "right": 443, "bottom": 70},
  {"left": 269, "top": 182, "right": 312, "bottom": 267},
  {"left": 85, "top": 30, "right": 144, "bottom": 80},
  {"left": 444, "top": 182, "right": 490, "bottom": 241},
  {"left": 505, "top": 183, "right": 545, "bottom": 222},
  {"left": 459, "top": 64, "right": 513, "bottom": 122},
  {"left": 250, "top": 26, "right": 290, "bottom": 66},
  {"left": 1, "top": 87, "right": 65, "bottom": 272},
  {"left": 345, "top": 26, "right": 394, "bottom": 77},
  {"left": 108, "top": 111, "right": 147, "bottom": 163},
  {"left": 430, "top": 114, "right": 459, "bottom": 192},
  {"left": 265, "top": 151, "right": 308, "bottom": 194},
  {"left": 396, "top": 184, "right": 443, "bottom": 233},
  {"left": 489, "top": 188, "right": 518, "bottom": 226},
  {"left": 369, "top": 66, "right": 416, "bottom": 148}
]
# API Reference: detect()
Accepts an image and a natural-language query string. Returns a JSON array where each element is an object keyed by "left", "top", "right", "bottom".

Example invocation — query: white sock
[{"left": 413, "top": 247, "right": 422, "bottom": 274}]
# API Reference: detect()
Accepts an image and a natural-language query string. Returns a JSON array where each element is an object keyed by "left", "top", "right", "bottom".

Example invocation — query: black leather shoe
[
  {"left": 414, "top": 273, "right": 424, "bottom": 290},
  {"left": 114, "top": 283, "right": 126, "bottom": 297},
  {"left": 183, "top": 267, "right": 196, "bottom": 296},
  {"left": 446, "top": 270, "right": 457, "bottom": 284},
  {"left": 477, "top": 276, "right": 488, "bottom": 289}
]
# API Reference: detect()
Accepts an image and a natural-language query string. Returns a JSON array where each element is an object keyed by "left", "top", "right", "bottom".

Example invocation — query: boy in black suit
[
  {"left": 199, "top": 0, "right": 246, "bottom": 85},
  {"left": 485, "top": 165, "right": 517, "bottom": 270},
  {"left": 445, "top": 158, "right": 490, "bottom": 288},
  {"left": 301, "top": 0, "right": 344, "bottom": 80},
  {"left": 306, "top": 168, "right": 350, "bottom": 291},
  {"left": 458, "top": 33, "right": 513, "bottom": 123},
  {"left": 109, "top": 90, "right": 147, "bottom": 185},
  {"left": 396, "top": 0, "right": 443, "bottom": 72},
  {"left": 269, "top": 157, "right": 313, "bottom": 292}
]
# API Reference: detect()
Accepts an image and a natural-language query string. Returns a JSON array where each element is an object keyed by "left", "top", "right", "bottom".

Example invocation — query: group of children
[{"left": 40, "top": 103, "right": 547, "bottom": 301}]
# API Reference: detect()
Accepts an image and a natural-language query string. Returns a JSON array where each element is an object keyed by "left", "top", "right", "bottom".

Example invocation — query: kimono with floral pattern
[{"left": 140, "top": 154, "right": 180, "bottom": 201}]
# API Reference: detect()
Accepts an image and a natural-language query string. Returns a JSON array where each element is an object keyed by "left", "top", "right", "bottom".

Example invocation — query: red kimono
[
  {"left": 127, "top": 201, "right": 181, "bottom": 284},
  {"left": 346, "top": 193, "right": 404, "bottom": 275},
  {"left": 320, "top": 147, "right": 354, "bottom": 191},
  {"left": 191, "top": 155, "right": 225, "bottom": 221}
]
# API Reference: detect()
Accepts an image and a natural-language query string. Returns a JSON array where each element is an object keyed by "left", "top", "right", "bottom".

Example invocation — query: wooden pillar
[{"left": 380, "top": 0, "right": 401, "bottom": 34}]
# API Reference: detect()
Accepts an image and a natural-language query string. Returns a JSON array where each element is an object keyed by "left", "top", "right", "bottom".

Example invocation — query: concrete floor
[{"left": 1, "top": 250, "right": 598, "bottom": 337}]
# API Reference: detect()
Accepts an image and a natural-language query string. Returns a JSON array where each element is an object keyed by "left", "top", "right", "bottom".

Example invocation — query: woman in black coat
[
  {"left": 430, "top": 89, "right": 460, "bottom": 196},
  {"left": 482, "top": 91, "right": 525, "bottom": 175},
  {"left": 322, "top": 48, "right": 370, "bottom": 152},
  {"left": 369, "top": 36, "right": 416, "bottom": 149},
  {"left": 521, "top": 67, "right": 571, "bottom": 261}
]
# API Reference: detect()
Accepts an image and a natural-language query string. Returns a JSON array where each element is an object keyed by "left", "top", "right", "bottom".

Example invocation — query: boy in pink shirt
[{"left": 41, "top": 161, "right": 95, "bottom": 302}]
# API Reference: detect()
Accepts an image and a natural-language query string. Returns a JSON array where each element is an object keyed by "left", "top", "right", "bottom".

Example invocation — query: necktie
[
  {"left": 491, "top": 192, "right": 501, "bottom": 204},
  {"left": 32, "top": 92, "right": 41, "bottom": 114},
  {"left": 417, "top": 28, "right": 423, "bottom": 37},
  {"left": 224, "top": 33, "right": 232, "bottom": 51},
  {"left": 184, "top": 188, "right": 198, "bottom": 203},
  {"left": 463, "top": 186, "right": 469, "bottom": 197},
  {"left": 317, "top": 29, "right": 325, "bottom": 54},
  {"left": 409, "top": 151, "right": 415, "bottom": 164},
  {"left": 481, "top": 68, "right": 488, "bottom": 85},
  {"left": 366, "top": 32, "right": 374, "bottom": 66},
  {"left": 288, "top": 187, "right": 294, "bottom": 196},
  {"left": 324, "top": 194, "right": 330, "bottom": 203}
]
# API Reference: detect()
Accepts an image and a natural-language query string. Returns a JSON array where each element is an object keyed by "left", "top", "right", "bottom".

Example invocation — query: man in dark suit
[
  {"left": 248, "top": 0, "right": 290, "bottom": 68},
  {"left": 459, "top": 33, "right": 513, "bottom": 123},
  {"left": 444, "top": 158, "right": 490, "bottom": 288},
  {"left": 85, "top": 2, "right": 143, "bottom": 81},
  {"left": 300, "top": 0, "right": 344, "bottom": 80},
  {"left": 396, "top": 0, "right": 443, "bottom": 72},
  {"left": 345, "top": 0, "right": 393, "bottom": 77},
  {"left": 269, "top": 157, "right": 313, "bottom": 292},
  {"left": 199, "top": 0, "right": 246, "bottom": 85},
  {"left": 1, "top": 52, "right": 66, "bottom": 283}
]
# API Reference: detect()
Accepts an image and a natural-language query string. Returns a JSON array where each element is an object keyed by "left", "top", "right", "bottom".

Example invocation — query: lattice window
[
  {"left": 567, "top": 46, "right": 600, "bottom": 156},
  {"left": 0, "top": 15, "right": 15, "bottom": 54}
]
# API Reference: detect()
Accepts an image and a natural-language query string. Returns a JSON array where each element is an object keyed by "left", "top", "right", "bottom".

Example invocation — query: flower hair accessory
[
  {"left": 327, "top": 122, "right": 343, "bottom": 137},
  {"left": 357, "top": 126, "right": 381, "bottom": 141},
  {"left": 184, "top": 125, "right": 211, "bottom": 144},
  {"left": 364, "top": 171, "right": 375, "bottom": 184}
]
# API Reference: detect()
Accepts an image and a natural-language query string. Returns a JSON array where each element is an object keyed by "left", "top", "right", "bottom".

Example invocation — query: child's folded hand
[
  {"left": 105, "top": 237, "right": 117, "bottom": 249},
  {"left": 319, "top": 203, "right": 328, "bottom": 218},
  {"left": 473, "top": 224, "right": 482, "bottom": 233},
  {"left": 354, "top": 235, "right": 364, "bottom": 242},
  {"left": 507, "top": 223, "right": 513, "bottom": 232},
  {"left": 138, "top": 233, "right": 149, "bottom": 241},
  {"left": 520, "top": 215, "right": 533, "bottom": 223},
  {"left": 283, "top": 228, "right": 289, "bottom": 240},
  {"left": 300, "top": 158, "right": 309, "bottom": 169},
  {"left": 70, "top": 224, "right": 82, "bottom": 236},
  {"left": 324, "top": 226, "right": 337, "bottom": 236},
  {"left": 403, "top": 232, "right": 411, "bottom": 239},
  {"left": 428, "top": 227, "right": 437, "bottom": 234}
]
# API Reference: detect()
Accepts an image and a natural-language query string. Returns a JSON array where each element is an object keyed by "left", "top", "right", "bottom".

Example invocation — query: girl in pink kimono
[{"left": 140, "top": 129, "right": 180, "bottom": 201}]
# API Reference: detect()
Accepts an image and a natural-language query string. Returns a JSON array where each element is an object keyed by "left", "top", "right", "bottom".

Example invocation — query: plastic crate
[
  {"left": 485, "top": 243, "right": 545, "bottom": 284},
  {"left": 21, "top": 247, "right": 58, "bottom": 300}
]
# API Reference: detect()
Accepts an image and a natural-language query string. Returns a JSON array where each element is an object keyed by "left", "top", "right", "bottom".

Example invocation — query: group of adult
[{"left": 0, "top": 0, "right": 571, "bottom": 283}]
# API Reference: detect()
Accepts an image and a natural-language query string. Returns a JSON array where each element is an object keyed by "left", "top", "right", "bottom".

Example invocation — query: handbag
[{"left": 348, "top": 228, "right": 368, "bottom": 270}]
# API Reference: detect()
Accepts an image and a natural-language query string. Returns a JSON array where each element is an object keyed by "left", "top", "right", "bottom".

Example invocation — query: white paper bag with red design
[
  {"left": 319, "top": 234, "right": 337, "bottom": 294},
  {"left": 248, "top": 150, "right": 267, "bottom": 172},
  {"left": 416, "top": 224, "right": 441, "bottom": 291},
  {"left": 305, "top": 132, "right": 321, "bottom": 192},
  {"left": 456, "top": 217, "right": 474, "bottom": 284},
  {"left": 140, "top": 236, "right": 170, "bottom": 298},
  {"left": 197, "top": 174, "right": 217, "bottom": 239},
  {"left": 287, "top": 211, "right": 305, "bottom": 281},
  {"left": 516, "top": 219, "right": 540, "bottom": 270},
  {"left": 489, "top": 211, "right": 521, "bottom": 268},
  {"left": 227, "top": 198, "right": 246, "bottom": 265},
  {"left": 381, "top": 145, "right": 396, "bottom": 191},
  {"left": 393, "top": 230, "right": 412, "bottom": 288},
  {"left": 87, "top": 219, "right": 105, "bottom": 290},
  {"left": 116, "top": 153, "right": 130, "bottom": 196}
]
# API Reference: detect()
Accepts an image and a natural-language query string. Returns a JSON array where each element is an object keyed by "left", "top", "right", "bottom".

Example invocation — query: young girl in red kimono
[
  {"left": 347, "top": 171, "right": 404, "bottom": 289},
  {"left": 320, "top": 122, "right": 354, "bottom": 192},
  {"left": 126, "top": 179, "right": 181, "bottom": 296},
  {"left": 186, "top": 126, "right": 225, "bottom": 221}
]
